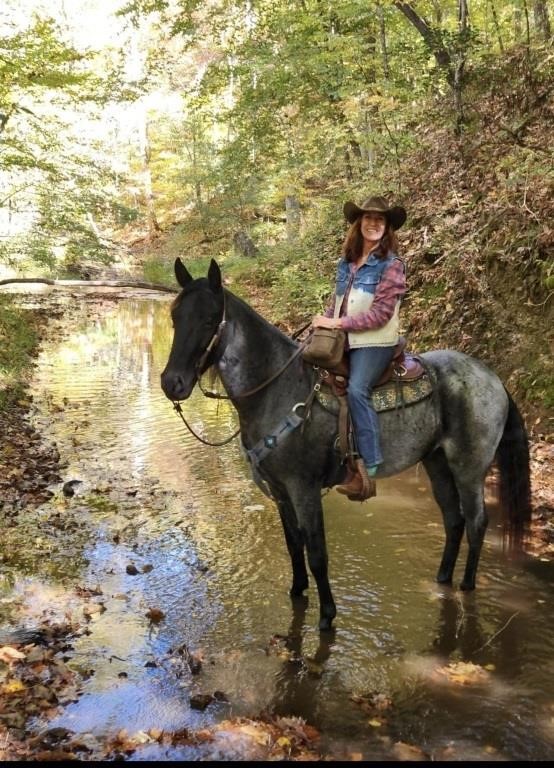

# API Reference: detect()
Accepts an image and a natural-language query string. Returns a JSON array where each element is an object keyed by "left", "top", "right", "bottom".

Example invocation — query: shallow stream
[{"left": 2, "top": 289, "right": 554, "bottom": 760}]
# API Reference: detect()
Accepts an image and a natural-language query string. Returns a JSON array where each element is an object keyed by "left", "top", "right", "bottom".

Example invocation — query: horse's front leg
[
  {"left": 286, "top": 480, "right": 336, "bottom": 631},
  {"left": 275, "top": 496, "right": 309, "bottom": 597}
]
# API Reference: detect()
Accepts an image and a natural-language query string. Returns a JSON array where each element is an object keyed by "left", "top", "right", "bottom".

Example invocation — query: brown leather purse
[{"left": 302, "top": 327, "right": 346, "bottom": 369}]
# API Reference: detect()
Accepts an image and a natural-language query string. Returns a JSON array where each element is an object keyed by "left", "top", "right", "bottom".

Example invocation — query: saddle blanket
[{"left": 317, "top": 371, "right": 433, "bottom": 414}]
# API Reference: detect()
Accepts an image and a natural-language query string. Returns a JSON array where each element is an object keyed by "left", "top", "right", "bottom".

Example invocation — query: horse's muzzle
[{"left": 160, "top": 369, "right": 195, "bottom": 401}]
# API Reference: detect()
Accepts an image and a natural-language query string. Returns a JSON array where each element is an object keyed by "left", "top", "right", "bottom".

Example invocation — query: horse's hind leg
[
  {"left": 275, "top": 496, "right": 309, "bottom": 597},
  {"left": 423, "top": 448, "right": 465, "bottom": 585},
  {"left": 456, "top": 479, "right": 488, "bottom": 591}
]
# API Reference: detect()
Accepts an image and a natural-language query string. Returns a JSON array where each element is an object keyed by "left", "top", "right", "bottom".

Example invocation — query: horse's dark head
[{"left": 161, "top": 257, "right": 224, "bottom": 401}]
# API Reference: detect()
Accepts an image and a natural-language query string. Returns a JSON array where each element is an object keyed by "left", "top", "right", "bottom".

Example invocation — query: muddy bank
[{"left": 1, "top": 292, "right": 553, "bottom": 761}]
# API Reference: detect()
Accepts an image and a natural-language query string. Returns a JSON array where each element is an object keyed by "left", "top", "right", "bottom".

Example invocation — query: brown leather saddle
[{"left": 327, "top": 336, "right": 425, "bottom": 396}]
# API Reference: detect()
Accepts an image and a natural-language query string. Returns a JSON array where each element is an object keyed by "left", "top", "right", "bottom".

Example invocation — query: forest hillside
[{"left": 1, "top": 1, "right": 552, "bottom": 438}]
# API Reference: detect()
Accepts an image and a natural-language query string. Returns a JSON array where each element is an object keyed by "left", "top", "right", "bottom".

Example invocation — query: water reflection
[
  {"left": 270, "top": 596, "right": 335, "bottom": 719},
  {"left": 2, "top": 291, "right": 552, "bottom": 761},
  {"left": 429, "top": 591, "right": 487, "bottom": 659}
]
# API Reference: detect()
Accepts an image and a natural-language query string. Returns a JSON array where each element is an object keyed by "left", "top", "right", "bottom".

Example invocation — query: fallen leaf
[
  {"left": 392, "top": 741, "right": 429, "bottom": 761},
  {"left": 276, "top": 736, "right": 291, "bottom": 749},
  {"left": 0, "top": 647, "right": 26, "bottom": 663},
  {"left": 368, "top": 718, "right": 383, "bottom": 728},
  {"left": 145, "top": 607, "right": 165, "bottom": 623},
  {"left": 2, "top": 679, "right": 26, "bottom": 694},
  {"left": 434, "top": 661, "right": 490, "bottom": 685}
]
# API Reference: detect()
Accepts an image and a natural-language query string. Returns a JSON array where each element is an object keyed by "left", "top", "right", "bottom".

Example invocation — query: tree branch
[{"left": 393, "top": 1, "right": 453, "bottom": 81}]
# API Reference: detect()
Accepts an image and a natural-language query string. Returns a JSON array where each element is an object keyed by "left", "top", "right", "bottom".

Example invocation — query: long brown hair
[{"left": 341, "top": 217, "right": 399, "bottom": 262}]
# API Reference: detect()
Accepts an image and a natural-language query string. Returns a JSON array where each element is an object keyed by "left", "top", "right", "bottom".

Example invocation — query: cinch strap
[{"left": 246, "top": 410, "right": 304, "bottom": 467}]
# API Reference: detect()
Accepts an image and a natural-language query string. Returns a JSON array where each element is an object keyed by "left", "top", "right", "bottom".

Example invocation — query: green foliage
[
  {"left": 0, "top": 17, "right": 88, "bottom": 109},
  {"left": 0, "top": 296, "right": 37, "bottom": 374},
  {"left": 122, "top": 0, "right": 554, "bottom": 238},
  {"left": 142, "top": 257, "right": 174, "bottom": 286},
  {"left": 519, "top": 354, "right": 554, "bottom": 410},
  {"left": 0, "top": 295, "right": 38, "bottom": 408},
  {"left": 0, "top": 10, "right": 138, "bottom": 274}
]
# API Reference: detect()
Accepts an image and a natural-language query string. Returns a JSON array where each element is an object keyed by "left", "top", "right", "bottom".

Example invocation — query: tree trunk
[
  {"left": 430, "top": 0, "right": 443, "bottom": 25},
  {"left": 533, "top": 1, "right": 551, "bottom": 40},
  {"left": 137, "top": 106, "right": 161, "bottom": 241},
  {"left": 487, "top": 0, "right": 505, "bottom": 52},
  {"left": 233, "top": 231, "right": 259, "bottom": 258},
  {"left": 453, "top": 0, "right": 469, "bottom": 134},
  {"left": 378, "top": 5, "right": 390, "bottom": 79},
  {"left": 522, "top": 0, "right": 531, "bottom": 48},
  {"left": 394, "top": 0, "right": 470, "bottom": 131},
  {"left": 0, "top": 278, "right": 177, "bottom": 293},
  {"left": 514, "top": 7, "right": 523, "bottom": 40},
  {"left": 285, "top": 195, "right": 301, "bottom": 242},
  {"left": 393, "top": 1, "right": 453, "bottom": 79},
  {"left": 191, "top": 119, "right": 203, "bottom": 206}
]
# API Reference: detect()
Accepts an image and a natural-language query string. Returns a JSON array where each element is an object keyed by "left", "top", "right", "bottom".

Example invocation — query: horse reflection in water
[
  {"left": 161, "top": 259, "right": 531, "bottom": 631},
  {"left": 267, "top": 596, "right": 335, "bottom": 721}
]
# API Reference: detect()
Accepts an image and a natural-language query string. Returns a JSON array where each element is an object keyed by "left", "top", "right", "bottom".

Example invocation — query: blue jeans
[{"left": 347, "top": 345, "right": 396, "bottom": 468}]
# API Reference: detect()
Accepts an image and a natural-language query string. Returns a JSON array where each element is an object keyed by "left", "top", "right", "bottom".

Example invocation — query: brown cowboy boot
[{"left": 335, "top": 459, "right": 376, "bottom": 501}]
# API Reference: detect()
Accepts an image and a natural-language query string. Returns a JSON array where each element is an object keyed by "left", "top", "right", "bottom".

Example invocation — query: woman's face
[{"left": 360, "top": 212, "right": 386, "bottom": 244}]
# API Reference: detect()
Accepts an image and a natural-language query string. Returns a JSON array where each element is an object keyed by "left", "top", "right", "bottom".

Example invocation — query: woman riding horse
[
  {"left": 161, "top": 255, "right": 531, "bottom": 631},
  {"left": 312, "top": 195, "right": 407, "bottom": 500}
]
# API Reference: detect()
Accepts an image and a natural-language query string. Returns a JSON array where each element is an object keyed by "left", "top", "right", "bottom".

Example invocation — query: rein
[
  {"left": 172, "top": 401, "right": 242, "bottom": 446},
  {"left": 197, "top": 342, "right": 307, "bottom": 400},
  {"left": 172, "top": 301, "right": 311, "bottom": 447}
]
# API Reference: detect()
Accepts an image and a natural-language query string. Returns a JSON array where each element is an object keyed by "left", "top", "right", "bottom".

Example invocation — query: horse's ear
[
  {"left": 175, "top": 258, "right": 193, "bottom": 288},
  {"left": 207, "top": 259, "right": 222, "bottom": 293}
]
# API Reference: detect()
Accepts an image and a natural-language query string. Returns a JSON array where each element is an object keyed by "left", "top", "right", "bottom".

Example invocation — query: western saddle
[{"left": 325, "top": 335, "right": 424, "bottom": 396}]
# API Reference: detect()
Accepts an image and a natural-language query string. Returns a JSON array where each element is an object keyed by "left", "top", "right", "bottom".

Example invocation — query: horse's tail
[{"left": 496, "top": 391, "right": 532, "bottom": 551}]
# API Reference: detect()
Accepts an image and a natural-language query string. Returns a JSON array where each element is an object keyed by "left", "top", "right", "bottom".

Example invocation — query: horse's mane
[
  {"left": 172, "top": 280, "right": 297, "bottom": 347},
  {"left": 225, "top": 290, "right": 296, "bottom": 346}
]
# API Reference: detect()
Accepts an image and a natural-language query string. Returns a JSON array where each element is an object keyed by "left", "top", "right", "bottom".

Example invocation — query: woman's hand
[{"left": 312, "top": 315, "right": 341, "bottom": 330}]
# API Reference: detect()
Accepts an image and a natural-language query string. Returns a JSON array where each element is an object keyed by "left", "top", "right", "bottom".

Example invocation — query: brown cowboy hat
[{"left": 343, "top": 195, "right": 407, "bottom": 230}]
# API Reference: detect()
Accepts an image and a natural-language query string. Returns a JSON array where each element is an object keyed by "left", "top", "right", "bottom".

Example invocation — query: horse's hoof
[
  {"left": 318, "top": 616, "right": 335, "bottom": 632},
  {"left": 290, "top": 594, "right": 309, "bottom": 610},
  {"left": 290, "top": 583, "right": 308, "bottom": 597},
  {"left": 436, "top": 575, "right": 453, "bottom": 585},
  {"left": 460, "top": 581, "right": 476, "bottom": 591}
]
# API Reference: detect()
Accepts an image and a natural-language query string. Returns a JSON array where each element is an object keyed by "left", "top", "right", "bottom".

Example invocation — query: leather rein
[{"left": 172, "top": 296, "right": 310, "bottom": 446}]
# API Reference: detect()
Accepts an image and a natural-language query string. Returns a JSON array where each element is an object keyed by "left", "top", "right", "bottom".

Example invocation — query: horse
[{"left": 161, "top": 257, "right": 532, "bottom": 631}]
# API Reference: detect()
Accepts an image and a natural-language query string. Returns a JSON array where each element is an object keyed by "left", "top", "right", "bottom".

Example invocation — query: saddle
[{"left": 328, "top": 336, "right": 425, "bottom": 397}]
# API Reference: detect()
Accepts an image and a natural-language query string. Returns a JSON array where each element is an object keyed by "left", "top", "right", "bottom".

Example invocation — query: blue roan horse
[{"left": 161, "top": 258, "right": 532, "bottom": 630}]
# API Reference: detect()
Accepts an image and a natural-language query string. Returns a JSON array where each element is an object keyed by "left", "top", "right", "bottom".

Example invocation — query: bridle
[
  {"left": 193, "top": 292, "right": 228, "bottom": 384},
  {"left": 171, "top": 291, "right": 310, "bottom": 446}
]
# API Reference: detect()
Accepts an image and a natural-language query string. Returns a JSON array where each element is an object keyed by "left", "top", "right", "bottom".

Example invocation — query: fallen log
[{"left": 0, "top": 278, "right": 178, "bottom": 293}]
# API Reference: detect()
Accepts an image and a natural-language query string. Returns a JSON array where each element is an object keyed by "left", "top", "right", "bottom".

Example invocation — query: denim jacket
[{"left": 333, "top": 253, "right": 402, "bottom": 348}]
